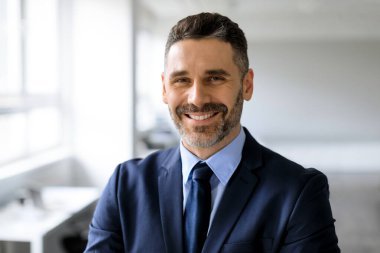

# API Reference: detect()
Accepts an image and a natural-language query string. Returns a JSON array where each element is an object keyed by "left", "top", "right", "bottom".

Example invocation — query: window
[{"left": 0, "top": 0, "right": 63, "bottom": 165}]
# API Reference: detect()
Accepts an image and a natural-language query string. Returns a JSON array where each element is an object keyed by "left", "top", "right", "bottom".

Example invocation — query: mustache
[{"left": 176, "top": 103, "right": 228, "bottom": 116}]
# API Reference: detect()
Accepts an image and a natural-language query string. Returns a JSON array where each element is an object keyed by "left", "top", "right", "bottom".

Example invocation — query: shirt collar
[{"left": 180, "top": 127, "right": 246, "bottom": 186}]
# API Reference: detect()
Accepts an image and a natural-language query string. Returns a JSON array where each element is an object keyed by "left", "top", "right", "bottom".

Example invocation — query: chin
[{"left": 182, "top": 131, "right": 223, "bottom": 148}]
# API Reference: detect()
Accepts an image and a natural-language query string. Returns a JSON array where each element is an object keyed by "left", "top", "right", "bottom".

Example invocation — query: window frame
[{"left": 0, "top": 0, "right": 67, "bottom": 167}]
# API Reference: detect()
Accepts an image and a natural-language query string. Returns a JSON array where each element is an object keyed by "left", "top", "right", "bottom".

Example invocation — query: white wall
[
  {"left": 72, "top": 0, "right": 135, "bottom": 187},
  {"left": 242, "top": 40, "right": 380, "bottom": 171}
]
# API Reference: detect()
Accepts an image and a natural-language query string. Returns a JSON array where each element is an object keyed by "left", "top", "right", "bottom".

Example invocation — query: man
[{"left": 85, "top": 13, "right": 340, "bottom": 253}]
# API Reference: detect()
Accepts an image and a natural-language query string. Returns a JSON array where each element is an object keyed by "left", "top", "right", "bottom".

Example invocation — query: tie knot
[{"left": 192, "top": 163, "right": 213, "bottom": 181}]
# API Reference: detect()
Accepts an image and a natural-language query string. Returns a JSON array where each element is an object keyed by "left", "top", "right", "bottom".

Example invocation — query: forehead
[{"left": 165, "top": 39, "right": 237, "bottom": 73}]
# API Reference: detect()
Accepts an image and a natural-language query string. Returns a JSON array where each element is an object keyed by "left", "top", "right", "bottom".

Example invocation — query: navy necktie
[{"left": 184, "top": 162, "right": 213, "bottom": 253}]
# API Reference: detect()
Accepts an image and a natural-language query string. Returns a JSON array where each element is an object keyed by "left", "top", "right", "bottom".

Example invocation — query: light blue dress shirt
[{"left": 180, "top": 127, "right": 246, "bottom": 227}]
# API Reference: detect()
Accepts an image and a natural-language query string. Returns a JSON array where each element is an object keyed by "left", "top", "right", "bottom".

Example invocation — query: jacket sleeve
[
  {"left": 84, "top": 165, "right": 124, "bottom": 253},
  {"left": 279, "top": 172, "right": 340, "bottom": 253}
]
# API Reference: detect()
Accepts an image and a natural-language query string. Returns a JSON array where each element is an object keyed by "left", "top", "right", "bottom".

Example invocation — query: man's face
[{"left": 162, "top": 39, "right": 253, "bottom": 153}]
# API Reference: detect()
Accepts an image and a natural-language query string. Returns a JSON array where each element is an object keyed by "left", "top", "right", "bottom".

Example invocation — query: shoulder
[
  {"left": 98, "top": 146, "right": 180, "bottom": 204},
  {"left": 112, "top": 146, "right": 180, "bottom": 181},
  {"left": 256, "top": 144, "right": 329, "bottom": 205},
  {"left": 261, "top": 144, "right": 326, "bottom": 185},
  {"left": 243, "top": 129, "right": 327, "bottom": 191}
]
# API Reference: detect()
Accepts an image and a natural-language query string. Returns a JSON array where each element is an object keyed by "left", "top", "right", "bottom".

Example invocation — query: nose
[{"left": 187, "top": 81, "right": 210, "bottom": 107}]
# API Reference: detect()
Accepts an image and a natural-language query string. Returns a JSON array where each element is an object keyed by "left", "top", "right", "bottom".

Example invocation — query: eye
[
  {"left": 171, "top": 77, "right": 191, "bottom": 86},
  {"left": 176, "top": 78, "right": 188, "bottom": 83},
  {"left": 207, "top": 75, "right": 226, "bottom": 83}
]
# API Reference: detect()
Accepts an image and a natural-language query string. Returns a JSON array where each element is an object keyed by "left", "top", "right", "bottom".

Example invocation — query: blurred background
[{"left": 0, "top": 0, "right": 380, "bottom": 252}]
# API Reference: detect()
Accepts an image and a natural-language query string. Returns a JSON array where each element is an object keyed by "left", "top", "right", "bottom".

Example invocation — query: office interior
[{"left": 0, "top": 0, "right": 380, "bottom": 252}]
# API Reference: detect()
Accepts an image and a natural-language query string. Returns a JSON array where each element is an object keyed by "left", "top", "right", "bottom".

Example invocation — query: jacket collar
[
  {"left": 158, "top": 147, "right": 184, "bottom": 253},
  {"left": 203, "top": 128, "right": 263, "bottom": 253}
]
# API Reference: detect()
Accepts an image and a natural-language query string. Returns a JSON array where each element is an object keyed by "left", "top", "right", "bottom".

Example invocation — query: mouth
[{"left": 185, "top": 112, "right": 219, "bottom": 121}]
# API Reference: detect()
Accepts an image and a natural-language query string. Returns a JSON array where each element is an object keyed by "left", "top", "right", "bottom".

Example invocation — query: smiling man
[
  {"left": 85, "top": 13, "right": 340, "bottom": 253},
  {"left": 163, "top": 38, "right": 253, "bottom": 158}
]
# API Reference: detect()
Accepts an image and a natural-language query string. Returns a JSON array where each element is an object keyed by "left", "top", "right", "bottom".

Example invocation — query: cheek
[
  {"left": 225, "top": 92, "right": 242, "bottom": 112},
  {"left": 165, "top": 93, "right": 182, "bottom": 108},
  {"left": 219, "top": 93, "right": 237, "bottom": 107},
  {"left": 166, "top": 88, "right": 186, "bottom": 102}
]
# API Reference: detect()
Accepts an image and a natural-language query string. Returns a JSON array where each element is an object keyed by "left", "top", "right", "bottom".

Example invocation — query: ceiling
[{"left": 138, "top": 0, "right": 380, "bottom": 41}]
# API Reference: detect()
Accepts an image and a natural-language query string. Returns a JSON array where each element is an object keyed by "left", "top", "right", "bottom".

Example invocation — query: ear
[
  {"left": 242, "top": 68, "right": 254, "bottom": 101},
  {"left": 161, "top": 72, "right": 168, "bottom": 104}
]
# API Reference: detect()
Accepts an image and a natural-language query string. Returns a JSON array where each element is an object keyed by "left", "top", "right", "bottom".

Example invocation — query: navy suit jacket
[{"left": 85, "top": 129, "right": 340, "bottom": 252}]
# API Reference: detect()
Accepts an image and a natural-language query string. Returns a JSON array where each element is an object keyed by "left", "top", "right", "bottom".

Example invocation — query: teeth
[{"left": 189, "top": 113, "right": 214, "bottom": 121}]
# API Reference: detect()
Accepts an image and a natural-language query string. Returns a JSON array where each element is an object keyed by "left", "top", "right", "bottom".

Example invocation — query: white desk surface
[{"left": 0, "top": 186, "right": 99, "bottom": 242}]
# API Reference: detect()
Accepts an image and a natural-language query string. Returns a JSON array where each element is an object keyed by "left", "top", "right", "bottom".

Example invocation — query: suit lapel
[
  {"left": 158, "top": 147, "right": 184, "bottom": 253},
  {"left": 202, "top": 129, "right": 263, "bottom": 253}
]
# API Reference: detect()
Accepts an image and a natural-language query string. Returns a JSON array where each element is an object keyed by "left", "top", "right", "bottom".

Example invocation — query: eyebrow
[
  {"left": 169, "top": 70, "right": 189, "bottom": 79},
  {"left": 205, "top": 69, "right": 231, "bottom": 77},
  {"left": 168, "top": 69, "right": 231, "bottom": 79}
]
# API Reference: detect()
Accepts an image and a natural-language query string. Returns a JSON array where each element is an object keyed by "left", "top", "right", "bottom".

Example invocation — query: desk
[{"left": 0, "top": 187, "right": 99, "bottom": 253}]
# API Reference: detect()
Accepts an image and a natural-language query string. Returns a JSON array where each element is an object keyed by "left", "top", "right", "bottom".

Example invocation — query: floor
[{"left": 328, "top": 172, "right": 380, "bottom": 253}]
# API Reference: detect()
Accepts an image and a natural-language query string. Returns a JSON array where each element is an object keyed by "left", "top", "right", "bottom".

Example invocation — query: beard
[{"left": 168, "top": 89, "right": 243, "bottom": 148}]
